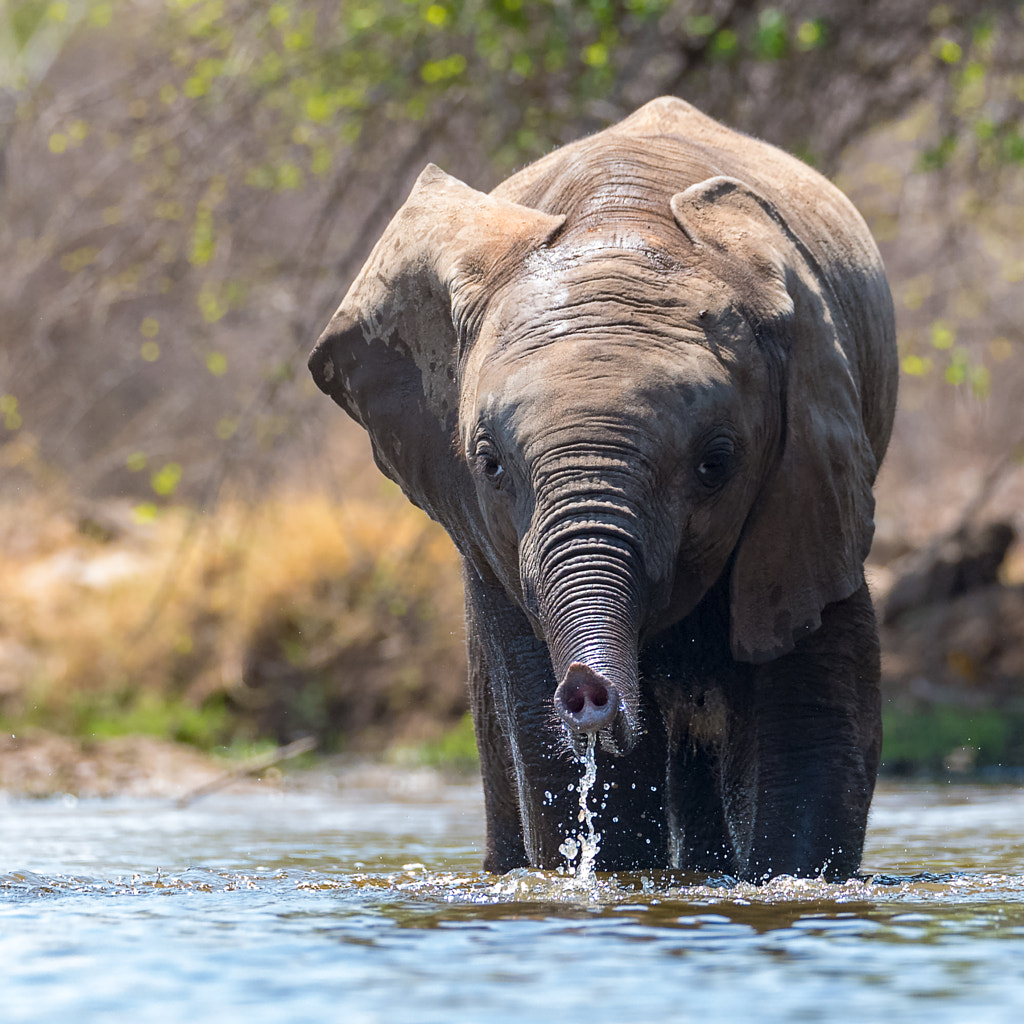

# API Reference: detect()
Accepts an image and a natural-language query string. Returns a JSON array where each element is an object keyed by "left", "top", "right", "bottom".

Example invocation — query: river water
[{"left": 2, "top": 770, "right": 1023, "bottom": 1023}]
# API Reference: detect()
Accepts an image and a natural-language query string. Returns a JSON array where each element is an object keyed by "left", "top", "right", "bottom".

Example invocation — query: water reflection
[{"left": 2, "top": 778, "right": 1024, "bottom": 1023}]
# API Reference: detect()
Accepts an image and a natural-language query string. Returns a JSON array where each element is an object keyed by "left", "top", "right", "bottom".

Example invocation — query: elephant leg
[
  {"left": 465, "top": 589, "right": 528, "bottom": 872},
  {"left": 742, "top": 581, "right": 882, "bottom": 881},
  {"left": 464, "top": 563, "right": 667, "bottom": 871},
  {"left": 464, "top": 562, "right": 581, "bottom": 870},
  {"left": 647, "top": 607, "right": 748, "bottom": 875},
  {"left": 663, "top": 735, "right": 733, "bottom": 873}
]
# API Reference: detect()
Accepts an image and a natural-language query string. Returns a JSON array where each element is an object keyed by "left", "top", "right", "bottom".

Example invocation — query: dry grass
[
  {"left": 4, "top": 474, "right": 1021, "bottom": 771},
  {"left": 0, "top": 489, "right": 467, "bottom": 753}
]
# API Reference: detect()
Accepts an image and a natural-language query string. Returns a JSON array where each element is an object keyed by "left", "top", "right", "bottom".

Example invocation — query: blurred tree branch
[{"left": 0, "top": 0, "right": 1022, "bottom": 532}]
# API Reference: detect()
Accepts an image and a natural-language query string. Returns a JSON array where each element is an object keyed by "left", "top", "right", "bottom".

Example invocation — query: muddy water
[{"left": 2, "top": 773, "right": 1024, "bottom": 1023}]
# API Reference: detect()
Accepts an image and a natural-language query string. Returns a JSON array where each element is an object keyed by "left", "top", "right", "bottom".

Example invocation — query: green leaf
[
  {"left": 709, "top": 28, "right": 738, "bottom": 60},
  {"left": 1002, "top": 130, "right": 1024, "bottom": 164},
  {"left": 918, "top": 133, "right": 957, "bottom": 171},
  {"left": 901, "top": 354, "right": 933, "bottom": 377},
  {"left": 934, "top": 37, "right": 962, "bottom": 64},
  {"left": 189, "top": 209, "right": 216, "bottom": 266},
  {"left": 686, "top": 14, "right": 716, "bottom": 38},
  {"left": 0, "top": 393, "right": 22, "bottom": 430},
  {"left": 795, "top": 19, "right": 825, "bottom": 51},
  {"left": 424, "top": 4, "right": 449, "bottom": 28},
  {"left": 969, "top": 364, "right": 991, "bottom": 399},
  {"left": 151, "top": 462, "right": 183, "bottom": 497},
  {"left": 930, "top": 320, "right": 956, "bottom": 350},
  {"left": 132, "top": 503, "right": 160, "bottom": 524},
  {"left": 754, "top": 8, "right": 789, "bottom": 61},
  {"left": 420, "top": 53, "right": 467, "bottom": 83},
  {"left": 205, "top": 351, "right": 228, "bottom": 377},
  {"left": 582, "top": 41, "right": 608, "bottom": 68},
  {"left": 944, "top": 348, "right": 969, "bottom": 385}
]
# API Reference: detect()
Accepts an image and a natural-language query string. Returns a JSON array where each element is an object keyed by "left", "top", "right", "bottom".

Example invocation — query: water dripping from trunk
[{"left": 557, "top": 733, "right": 601, "bottom": 881}]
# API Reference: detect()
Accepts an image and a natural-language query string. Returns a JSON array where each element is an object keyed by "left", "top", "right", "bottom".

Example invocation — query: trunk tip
[{"left": 554, "top": 662, "right": 618, "bottom": 736}]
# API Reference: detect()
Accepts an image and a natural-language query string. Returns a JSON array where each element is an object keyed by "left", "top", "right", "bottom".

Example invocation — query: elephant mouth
[{"left": 554, "top": 662, "right": 639, "bottom": 756}]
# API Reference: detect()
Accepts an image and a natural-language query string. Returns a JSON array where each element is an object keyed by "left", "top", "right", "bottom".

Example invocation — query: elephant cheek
[{"left": 649, "top": 565, "right": 716, "bottom": 635}]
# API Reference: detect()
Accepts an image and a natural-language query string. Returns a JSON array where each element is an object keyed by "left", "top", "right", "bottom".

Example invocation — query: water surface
[{"left": 2, "top": 773, "right": 1023, "bottom": 1023}]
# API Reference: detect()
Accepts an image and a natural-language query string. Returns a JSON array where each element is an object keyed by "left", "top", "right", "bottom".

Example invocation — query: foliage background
[{"left": 2, "top": 0, "right": 1023, "bottom": 764}]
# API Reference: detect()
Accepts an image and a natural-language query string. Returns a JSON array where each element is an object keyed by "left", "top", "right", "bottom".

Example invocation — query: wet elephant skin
[{"left": 308, "top": 97, "right": 897, "bottom": 881}]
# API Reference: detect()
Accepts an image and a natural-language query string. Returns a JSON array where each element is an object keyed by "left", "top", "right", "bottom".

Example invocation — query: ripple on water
[
  {"left": 7, "top": 862, "right": 1023, "bottom": 913},
  {"left": 295, "top": 862, "right": 1024, "bottom": 921},
  {"left": 3, "top": 784, "right": 1024, "bottom": 1024}
]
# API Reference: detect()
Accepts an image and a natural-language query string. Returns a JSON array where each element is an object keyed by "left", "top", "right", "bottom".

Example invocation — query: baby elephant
[{"left": 309, "top": 97, "right": 898, "bottom": 881}]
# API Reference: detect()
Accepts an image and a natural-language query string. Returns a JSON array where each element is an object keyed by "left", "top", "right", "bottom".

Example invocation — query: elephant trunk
[{"left": 533, "top": 518, "right": 645, "bottom": 757}]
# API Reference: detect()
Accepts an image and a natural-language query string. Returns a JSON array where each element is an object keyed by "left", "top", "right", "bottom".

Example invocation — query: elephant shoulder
[
  {"left": 612, "top": 96, "right": 730, "bottom": 143},
  {"left": 491, "top": 97, "right": 734, "bottom": 203},
  {"left": 489, "top": 136, "right": 598, "bottom": 213}
]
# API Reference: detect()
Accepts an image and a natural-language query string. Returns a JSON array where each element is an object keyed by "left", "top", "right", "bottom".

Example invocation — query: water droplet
[{"left": 563, "top": 733, "right": 601, "bottom": 883}]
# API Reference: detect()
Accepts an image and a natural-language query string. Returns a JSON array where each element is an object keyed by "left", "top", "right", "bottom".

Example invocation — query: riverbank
[
  {"left": 0, "top": 731, "right": 237, "bottom": 799},
  {"left": 4, "top": 722, "right": 1023, "bottom": 803},
  {"left": 2, "top": 494, "right": 1023, "bottom": 796}
]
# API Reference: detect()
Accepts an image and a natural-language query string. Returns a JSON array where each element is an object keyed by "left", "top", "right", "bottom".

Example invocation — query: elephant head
[{"left": 309, "top": 164, "right": 877, "bottom": 757}]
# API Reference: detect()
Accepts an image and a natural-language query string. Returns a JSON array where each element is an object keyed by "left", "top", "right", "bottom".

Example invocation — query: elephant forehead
[
  {"left": 477, "top": 337, "right": 737, "bottom": 430},
  {"left": 476, "top": 269, "right": 755, "bottom": 392},
  {"left": 502, "top": 246, "right": 715, "bottom": 329},
  {"left": 522, "top": 228, "right": 692, "bottom": 277},
  {"left": 486, "top": 254, "right": 753, "bottom": 367},
  {"left": 462, "top": 252, "right": 770, "bottom": 440}
]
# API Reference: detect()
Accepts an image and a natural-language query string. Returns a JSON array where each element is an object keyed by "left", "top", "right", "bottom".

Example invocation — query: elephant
[{"left": 308, "top": 96, "right": 898, "bottom": 882}]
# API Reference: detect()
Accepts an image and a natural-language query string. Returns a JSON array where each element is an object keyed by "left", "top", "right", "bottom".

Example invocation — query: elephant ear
[
  {"left": 308, "top": 164, "right": 564, "bottom": 553},
  {"left": 671, "top": 176, "right": 877, "bottom": 663}
]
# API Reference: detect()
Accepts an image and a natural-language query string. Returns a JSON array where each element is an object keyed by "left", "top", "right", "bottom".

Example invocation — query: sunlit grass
[
  {"left": 390, "top": 712, "right": 479, "bottom": 774},
  {"left": 0, "top": 491, "right": 467, "bottom": 754},
  {"left": 5, "top": 491, "right": 1021, "bottom": 774},
  {"left": 881, "top": 704, "right": 1024, "bottom": 775}
]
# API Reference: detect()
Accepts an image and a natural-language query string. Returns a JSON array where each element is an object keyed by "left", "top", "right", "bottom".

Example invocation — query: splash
[{"left": 556, "top": 733, "right": 602, "bottom": 882}]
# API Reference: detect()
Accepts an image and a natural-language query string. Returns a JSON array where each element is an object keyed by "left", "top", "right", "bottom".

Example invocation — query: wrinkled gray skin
[{"left": 309, "top": 98, "right": 898, "bottom": 881}]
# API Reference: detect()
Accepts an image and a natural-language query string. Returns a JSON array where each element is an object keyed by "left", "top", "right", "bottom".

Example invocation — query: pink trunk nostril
[{"left": 554, "top": 662, "right": 618, "bottom": 734}]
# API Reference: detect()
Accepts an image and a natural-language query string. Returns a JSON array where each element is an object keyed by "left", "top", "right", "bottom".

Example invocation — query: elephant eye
[
  {"left": 696, "top": 437, "right": 735, "bottom": 489},
  {"left": 473, "top": 440, "right": 507, "bottom": 489},
  {"left": 482, "top": 456, "right": 505, "bottom": 483}
]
